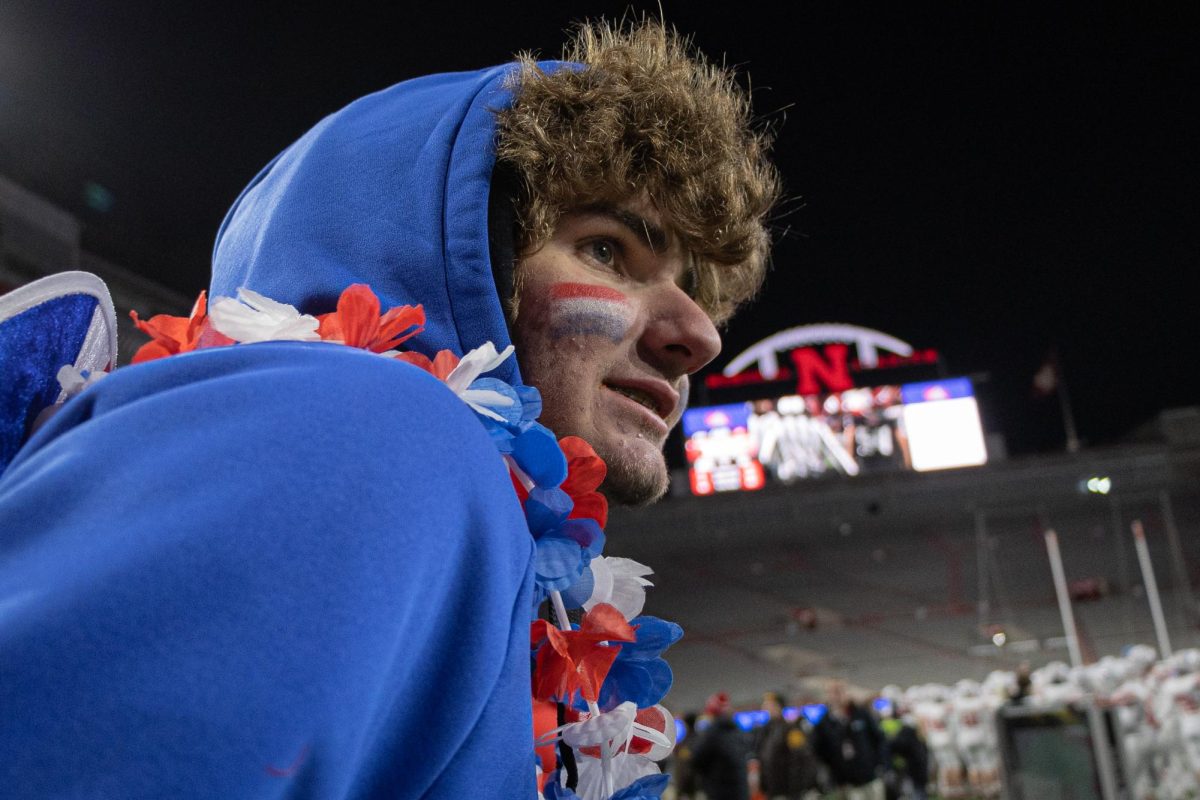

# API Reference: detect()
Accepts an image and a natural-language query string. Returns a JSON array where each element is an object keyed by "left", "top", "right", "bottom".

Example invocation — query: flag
[
  {"left": 1031, "top": 347, "right": 1081, "bottom": 452},
  {"left": 1032, "top": 351, "right": 1059, "bottom": 397}
]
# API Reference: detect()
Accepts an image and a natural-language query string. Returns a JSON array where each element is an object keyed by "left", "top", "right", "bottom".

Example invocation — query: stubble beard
[
  {"left": 597, "top": 444, "right": 671, "bottom": 507},
  {"left": 536, "top": 381, "right": 671, "bottom": 508}
]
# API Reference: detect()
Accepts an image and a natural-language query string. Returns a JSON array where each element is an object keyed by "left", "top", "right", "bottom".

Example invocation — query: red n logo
[{"left": 790, "top": 344, "right": 853, "bottom": 396}]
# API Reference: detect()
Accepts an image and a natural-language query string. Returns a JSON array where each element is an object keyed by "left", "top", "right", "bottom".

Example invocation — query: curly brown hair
[{"left": 495, "top": 18, "right": 780, "bottom": 325}]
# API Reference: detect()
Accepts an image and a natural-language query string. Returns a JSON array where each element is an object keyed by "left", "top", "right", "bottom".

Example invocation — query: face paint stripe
[
  {"left": 549, "top": 297, "right": 633, "bottom": 319},
  {"left": 548, "top": 312, "right": 627, "bottom": 343},
  {"left": 546, "top": 281, "right": 633, "bottom": 342},
  {"left": 548, "top": 283, "right": 629, "bottom": 303}
]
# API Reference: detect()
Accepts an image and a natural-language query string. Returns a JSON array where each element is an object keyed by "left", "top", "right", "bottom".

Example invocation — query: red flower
[
  {"left": 533, "top": 698, "right": 560, "bottom": 788},
  {"left": 391, "top": 349, "right": 460, "bottom": 380},
  {"left": 316, "top": 284, "right": 424, "bottom": 353},
  {"left": 507, "top": 436, "right": 608, "bottom": 526},
  {"left": 530, "top": 603, "right": 637, "bottom": 705},
  {"left": 129, "top": 291, "right": 233, "bottom": 363},
  {"left": 560, "top": 436, "right": 608, "bottom": 528}
]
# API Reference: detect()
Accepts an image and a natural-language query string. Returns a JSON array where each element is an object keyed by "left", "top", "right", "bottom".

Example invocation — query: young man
[{"left": 0, "top": 19, "right": 777, "bottom": 798}]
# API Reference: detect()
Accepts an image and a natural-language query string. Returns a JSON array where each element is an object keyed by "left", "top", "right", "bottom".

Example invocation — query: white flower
[
  {"left": 634, "top": 704, "right": 677, "bottom": 761},
  {"left": 538, "top": 702, "right": 673, "bottom": 793},
  {"left": 537, "top": 703, "right": 637, "bottom": 756},
  {"left": 444, "top": 342, "right": 514, "bottom": 393},
  {"left": 459, "top": 386, "right": 515, "bottom": 421},
  {"left": 571, "top": 752, "right": 660, "bottom": 800},
  {"left": 208, "top": 288, "right": 320, "bottom": 343},
  {"left": 444, "top": 342, "right": 517, "bottom": 421},
  {"left": 583, "top": 557, "right": 654, "bottom": 620}
]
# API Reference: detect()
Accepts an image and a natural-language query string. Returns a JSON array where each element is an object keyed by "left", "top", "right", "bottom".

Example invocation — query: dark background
[{"left": 1, "top": 1, "right": 1195, "bottom": 454}]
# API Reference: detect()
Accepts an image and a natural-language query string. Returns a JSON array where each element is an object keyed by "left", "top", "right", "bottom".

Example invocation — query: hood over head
[{"left": 211, "top": 63, "right": 564, "bottom": 385}]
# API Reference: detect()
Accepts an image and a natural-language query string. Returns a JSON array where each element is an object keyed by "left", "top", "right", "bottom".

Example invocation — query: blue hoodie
[{"left": 0, "top": 65, "right": 550, "bottom": 797}]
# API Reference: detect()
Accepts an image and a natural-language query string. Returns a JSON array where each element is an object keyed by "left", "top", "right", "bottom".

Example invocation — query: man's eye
[
  {"left": 680, "top": 264, "right": 699, "bottom": 298},
  {"left": 584, "top": 239, "right": 616, "bottom": 267}
]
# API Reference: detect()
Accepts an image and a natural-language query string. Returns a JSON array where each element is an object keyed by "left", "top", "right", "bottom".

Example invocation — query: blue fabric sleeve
[{"left": 0, "top": 342, "right": 536, "bottom": 798}]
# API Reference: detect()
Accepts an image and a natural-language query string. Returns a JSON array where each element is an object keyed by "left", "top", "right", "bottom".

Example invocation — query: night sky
[{"left": 1, "top": 2, "right": 1195, "bottom": 454}]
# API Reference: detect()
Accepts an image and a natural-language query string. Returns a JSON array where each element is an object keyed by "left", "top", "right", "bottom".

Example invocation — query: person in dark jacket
[
  {"left": 812, "top": 681, "right": 886, "bottom": 800},
  {"left": 692, "top": 692, "right": 751, "bottom": 800},
  {"left": 879, "top": 700, "right": 929, "bottom": 800},
  {"left": 757, "top": 691, "right": 820, "bottom": 799},
  {"left": 671, "top": 712, "right": 701, "bottom": 799}
]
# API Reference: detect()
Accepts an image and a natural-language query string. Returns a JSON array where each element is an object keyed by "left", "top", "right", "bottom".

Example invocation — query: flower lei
[{"left": 130, "top": 284, "right": 681, "bottom": 800}]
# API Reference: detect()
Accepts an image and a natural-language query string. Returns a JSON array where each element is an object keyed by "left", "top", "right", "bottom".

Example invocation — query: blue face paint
[{"left": 546, "top": 283, "right": 633, "bottom": 343}]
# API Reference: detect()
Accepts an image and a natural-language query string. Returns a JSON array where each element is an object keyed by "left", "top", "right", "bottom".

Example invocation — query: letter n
[{"left": 791, "top": 344, "right": 854, "bottom": 396}]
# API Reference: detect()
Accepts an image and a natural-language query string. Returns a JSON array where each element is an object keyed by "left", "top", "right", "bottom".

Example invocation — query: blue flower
[
  {"left": 610, "top": 774, "right": 671, "bottom": 799},
  {"left": 590, "top": 616, "right": 682, "bottom": 712},
  {"left": 560, "top": 562, "right": 596, "bottom": 609},
  {"left": 542, "top": 779, "right": 581, "bottom": 800},
  {"left": 528, "top": 487, "right": 605, "bottom": 599},
  {"left": 510, "top": 421, "right": 566, "bottom": 489},
  {"left": 468, "top": 379, "right": 537, "bottom": 435}
]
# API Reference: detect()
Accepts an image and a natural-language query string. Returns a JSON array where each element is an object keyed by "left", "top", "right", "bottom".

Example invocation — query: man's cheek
[{"left": 545, "top": 282, "right": 633, "bottom": 343}]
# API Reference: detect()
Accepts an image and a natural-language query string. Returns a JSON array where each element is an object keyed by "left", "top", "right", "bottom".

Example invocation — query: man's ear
[{"left": 488, "top": 162, "right": 521, "bottom": 326}]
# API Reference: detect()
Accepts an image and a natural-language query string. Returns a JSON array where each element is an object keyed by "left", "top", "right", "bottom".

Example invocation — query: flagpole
[
  {"left": 1043, "top": 528, "right": 1118, "bottom": 800},
  {"left": 1131, "top": 520, "right": 1173, "bottom": 659},
  {"left": 1052, "top": 348, "right": 1081, "bottom": 454}
]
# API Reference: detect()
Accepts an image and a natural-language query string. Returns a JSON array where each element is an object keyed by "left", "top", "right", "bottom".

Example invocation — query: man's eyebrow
[{"left": 579, "top": 205, "right": 670, "bottom": 253}]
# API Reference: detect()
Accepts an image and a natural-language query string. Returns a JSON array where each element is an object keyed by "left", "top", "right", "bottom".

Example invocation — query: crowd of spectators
[
  {"left": 666, "top": 642, "right": 1200, "bottom": 800},
  {"left": 668, "top": 681, "right": 927, "bottom": 800}
]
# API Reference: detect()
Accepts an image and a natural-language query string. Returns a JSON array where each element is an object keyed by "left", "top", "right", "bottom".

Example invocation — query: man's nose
[{"left": 637, "top": 285, "right": 722, "bottom": 377}]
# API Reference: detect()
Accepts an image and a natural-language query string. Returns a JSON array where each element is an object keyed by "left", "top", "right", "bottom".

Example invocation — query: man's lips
[{"left": 601, "top": 377, "right": 679, "bottom": 425}]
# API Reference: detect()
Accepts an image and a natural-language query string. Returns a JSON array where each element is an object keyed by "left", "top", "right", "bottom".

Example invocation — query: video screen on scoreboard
[{"left": 683, "top": 378, "right": 987, "bottom": 495}]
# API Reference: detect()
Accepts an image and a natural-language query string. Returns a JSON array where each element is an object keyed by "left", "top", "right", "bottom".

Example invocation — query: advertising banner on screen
[
  {"left": 900, "top": 378, "right": 989, "bottom": 472},
  {"left": 684, "top": 378, "right": 987, "bottom": 495}
]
